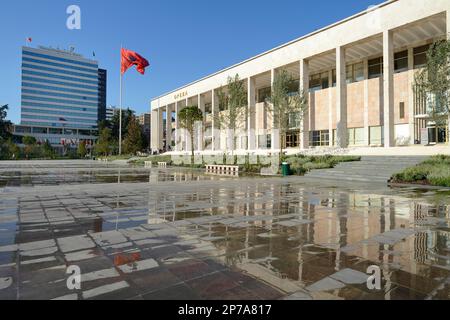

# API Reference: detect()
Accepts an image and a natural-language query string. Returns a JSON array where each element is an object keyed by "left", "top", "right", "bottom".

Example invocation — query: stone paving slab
[{"left": 0, "top": 161, "right": 449, "bottom": 300}]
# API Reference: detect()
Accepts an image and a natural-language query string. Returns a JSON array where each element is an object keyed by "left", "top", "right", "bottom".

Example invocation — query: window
[
  {"left": 368, "top": 57, "right": 383, "bottom": 79},
  {"left": 288, "top": 112, "right": 300, "bottom": 129},
  {"left": 414, "top": 44, "right": 430, "bottom": 68},
  {"left": 309, "top": 74, "right": 321, "bottom": 91},
  {"left": 258, "top": 134, "right": 271, "bottom": 149},
  {"left": 346, "top": 62, "right": 364, "bottom": 83},
  {"left": 309, "top": 130, "right": 330, "bottom": 147},
  {"left": 394, "top": 50, "right": 408, "bottom": 72},
  {"left": 399, "top": 102, "right": 405, "bottom": 119},
  {"left": 348, "top": 128, "right": 364, "bottom": 145},
  {"left": 204, "top": 103, "right": 212, "bottom": 114},
  {"left": 332, "top": 69, "right": 336, "bottom": 87},
  {"left": 309, "top": 72, "right": 329, "bottom": 91},
  {"left": 285, "top": 131, "right": 300, "bottom": 148},
  {"left": 258, "top": 87, "right": 271, "bottom": 103},
  {"left": 369, "top": 126, "right": 384, "bottom": 145},
  {"left": 288, "top": 79, "right": 300, "bottom": 95}
]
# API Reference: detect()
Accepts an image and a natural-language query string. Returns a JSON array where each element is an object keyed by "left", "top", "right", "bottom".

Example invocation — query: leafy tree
[
  {"left": 215, "top": 74, "right": 248, "bottom": 154},
  {"left": 123, "top": 115, "right": 144, "bottom": 155},
  {"left": 414, "top": 39, "right": 450, "bottom": 145},
  {"left": 23, "top": 136, "right": 37, "bottom": 159},
  {"left": 178, "top": 106, "right": 203, "bottom": 165},
  {"left": 42, "top": 140, "right": 56, "bottom": 159},
  {"left": 0, "top": 104, "right": 12, "bottom": 141},
  {"left": 268, "top": 69, "right": 308, "bottom": 167},
  {"left": 77, "top": 140, "right": 87, "bottom": 158},
  {"left": 94, "top": 127, "right": 112, "bottom": 157},
  {"left": 0, "top": 139, "right": 19, "bottom": 160},
  {"left": 98, "top": 119, "right": 111, "bottom": 131},
  {"left": 111, "top": 108, "right": 135, "bottom": 140}
]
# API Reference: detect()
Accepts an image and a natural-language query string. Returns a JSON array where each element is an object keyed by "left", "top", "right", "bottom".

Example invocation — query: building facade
[
  {"left": 20, "top": 46, "right": 105, "bottom": 151},
  {"left": 138, "top": 113, "right": 151, "bottom": 148},
  {"left": 98, "top": 68, "right": 107, "bottom": 122},
  {"left": 151, "top": 0, "right": 450, "bottom": 153}
]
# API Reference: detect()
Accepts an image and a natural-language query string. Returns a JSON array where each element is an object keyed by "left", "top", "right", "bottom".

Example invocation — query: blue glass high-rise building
[{"left": 21, "top": 46, "right": 100, "bottom": 130}]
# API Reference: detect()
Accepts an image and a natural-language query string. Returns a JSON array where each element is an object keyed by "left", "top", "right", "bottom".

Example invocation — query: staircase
[{"left": 304, "top": 156, "right": 427, "bottom": 184}]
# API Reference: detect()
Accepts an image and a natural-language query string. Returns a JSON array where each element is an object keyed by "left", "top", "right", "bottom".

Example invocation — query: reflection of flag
[{"left": 121, "top": 48, "right": 149, "bottom": 75}]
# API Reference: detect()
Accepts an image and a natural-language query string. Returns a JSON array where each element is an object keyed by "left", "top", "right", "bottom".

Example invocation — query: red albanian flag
[{"left": 121, "top": 48, "right": 150, "bottom": 75}]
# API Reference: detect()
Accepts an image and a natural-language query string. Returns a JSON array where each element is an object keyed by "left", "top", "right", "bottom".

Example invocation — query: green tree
[
  {"left": 215, "top": 74, "right": 248, "bottom": 154},
  {"left": 111, "top": 108, "right": 135, "bottom": 141},
  {"left": 268, "top": 69, "right": 308, "bottom": 167},
  {"left": 178, "top": 106, "right": 203, "bottom": 165},
  {"left": 42, "top": 140, "right": 56, "bottom": 159},
  {"left": 77, "top": 140, "right": 87, "bottom": 158},
  {"left": 0, "top": 138, "right": 20, "bottom": 160},
  {"left": 94, "top": 127, "right": 112, "bottom": 157},
  {"left": 123, "top": 115, "right": 144, "bottom": 155},
  {"left": 414, "top": 39, "right": 450, "bottom": 146},
  {"left": 23, "top": 136, "right": 37, "bottom": 159},
  {"left": 0, "top": 104, "right": 12, "bottom": 142}
]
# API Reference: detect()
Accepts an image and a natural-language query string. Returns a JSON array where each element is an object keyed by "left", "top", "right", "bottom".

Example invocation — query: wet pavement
[{"left": 0, "top": 160, "right": 449, "bottom": 300}]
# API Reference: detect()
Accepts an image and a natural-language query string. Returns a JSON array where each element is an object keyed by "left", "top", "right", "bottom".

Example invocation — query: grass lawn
[
  {"left": 284, "top": 155, "right": 361, "bottom": 175},
  {"left": 391, "top": 155, "right": 450, "bottom": 187}
]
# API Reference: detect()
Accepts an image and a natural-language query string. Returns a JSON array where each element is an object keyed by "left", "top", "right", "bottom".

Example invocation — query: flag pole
[{"left": 119, "top": 45, "right": 123, "bottom": 155}]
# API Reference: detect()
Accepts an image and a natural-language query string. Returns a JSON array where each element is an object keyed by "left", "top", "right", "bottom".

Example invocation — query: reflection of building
[
  {"left": 19, "top": 45, "right": 106, "bottom": 151},
  {"left": 151, "top": 0, "right": 450, "bottom": 153}
]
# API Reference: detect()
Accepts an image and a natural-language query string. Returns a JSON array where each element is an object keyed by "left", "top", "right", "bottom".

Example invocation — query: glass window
[
  {"left": 309, "top": 130, "right": 329, "bottom": 147},
  {"left": 23, "top": 50, "right": 98, "bottom": 68},
  {"left": 369, "top": 126, "right": 384, "bottom": 145},
  {"left": 346, "top": 65, "right": 353, "bottom": 84},
  {"left": 332, "top": 69, "right": 336, "bottom": 87},
  {"left": 399, "top": 102, "right": 405, "bottom": 119},
  {"left": 368, "top": 57, "right": 383, "bottom": 79},
  {"left": 258, "top": 87, "right": 271, "bottom": 103},
  {"left": 309, "top": 74, "right": 321, "bottom": 91},
  {"left": 204, "top": 103, "right": 212, "bottom": 114},
  {"left": 354, "top": 63, "right": 364, "bottom": 82},
  {"left": 321, "top": 72, "right": 329, "bottom": 89},
  {"left": 414, "top": 44, "right": 430, "bottom": 68},
  {"left": 348, "top": 127, "right": 364, "bottom": 145},
  {"left": 394, "top": 50, "right": 408, "bottom": 72}
]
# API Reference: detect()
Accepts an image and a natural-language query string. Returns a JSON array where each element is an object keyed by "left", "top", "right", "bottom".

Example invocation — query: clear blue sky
[{"left": 0, "top": 0, "right": 380, "bottom": 123}]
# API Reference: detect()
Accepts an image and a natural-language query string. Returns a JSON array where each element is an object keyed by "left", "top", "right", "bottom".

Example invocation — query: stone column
[
  {"left": 197, "top": 94, "right": 204, "bottom": 151},
  {"left": 383, "top": 30, "right": 395, "bottom": 148},
  {"left": 247, "top": 77, "right": 256, "bottom": 151},
  {"left": 336, "top": 46, "right": 348, "bottom": 148},
  {"left": 212, "top": 89, "right": 219, "bottom": 151},
  {"left": 175, "top": 102, "right": 180, "bottom": 151},
  {"left": 300, "top": 59, "right": 309, "bottom": 150},
  {"left": 363, "top": 58, "right": 370, "bottom": 146},
  {"left": 158, "top": 108, "right": 164, "bottom": 151},
  {"left": 151, "top": 108, "right": 160, "bottom": 151},
  {"left": 184, "top": 98, "right": 190, "bottom": 152},
  {"left": 328, "top": 69, "right": 333, "bottom": 146},
  {"left": 270, "top": 69, "right": 280, "bottom": 151},
  {"left": 407, "top": 47, "right": 415, "bottom": 145},
  {"left": 166, "top": 105, "right": 172, "bottom": 151}
]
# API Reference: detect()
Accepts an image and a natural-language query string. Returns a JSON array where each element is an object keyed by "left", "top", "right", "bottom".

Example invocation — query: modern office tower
[
  {"left": 19, "top": 46, "right": 104, "bottom": 152},
  {"left": 98, "top": 68, "right": 107, "bottom": 122}
]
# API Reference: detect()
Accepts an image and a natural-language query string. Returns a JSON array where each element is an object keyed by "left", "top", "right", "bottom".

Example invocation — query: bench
[
  {"left": 144, "top": 161, "right": 152, "bottom": 168},
  {"left": 158, "top": 162, "right": 167, "bottom": 168},
  {"left": 205, "top": 165, "right": 239, "bottom": 176}
]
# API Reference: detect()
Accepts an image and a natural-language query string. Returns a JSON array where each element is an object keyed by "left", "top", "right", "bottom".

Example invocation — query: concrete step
[{"left": 304, "top": 155, "right": 428, "bottom": 184}]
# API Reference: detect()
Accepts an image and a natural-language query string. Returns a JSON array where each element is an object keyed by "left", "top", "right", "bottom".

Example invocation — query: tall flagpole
[{"left": 119, "top": 45, "right": 123, "bottom": 155}]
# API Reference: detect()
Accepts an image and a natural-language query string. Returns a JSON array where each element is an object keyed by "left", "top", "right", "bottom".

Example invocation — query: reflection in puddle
[{"left": 0, "top": 162, "right": 449, "bottom": 300}]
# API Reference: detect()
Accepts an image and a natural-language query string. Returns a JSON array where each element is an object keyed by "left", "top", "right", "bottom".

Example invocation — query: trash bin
[{"left": 281, "top": 162, "right": 291, "bottom": 176}]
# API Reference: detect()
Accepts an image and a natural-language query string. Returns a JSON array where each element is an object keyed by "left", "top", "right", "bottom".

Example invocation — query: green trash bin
[{"left": 281, "top": 162, "right": 291, "bottom": 176}]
